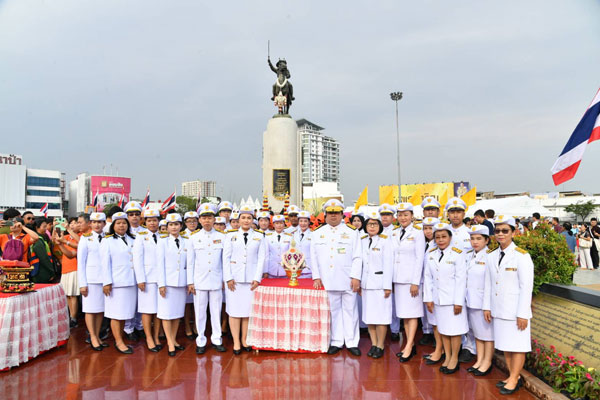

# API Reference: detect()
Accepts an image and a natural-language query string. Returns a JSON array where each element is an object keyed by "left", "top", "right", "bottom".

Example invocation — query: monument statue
[{"left": 268, "top": 56, "right": 294, "bottom": 115}]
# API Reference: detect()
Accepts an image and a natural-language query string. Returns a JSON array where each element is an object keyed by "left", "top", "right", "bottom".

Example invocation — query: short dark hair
[
  {"left": 22, "top": 211, "right": 34, "bottom": 217},
  {"left": 33, "top": 217, "right": 48, "bottom": 229},
  {"left": 68, "top": 217, "right": 77, "bottom": 224},
  {"left": 592, "top": 218, "right": 598, "bottom": 222},
  {"left": 350, "top": 215, "right": 365, "bottom": 229},
  {"left": 79, "top": 213, "right": 91, "bottom": 223},
  {"left": 552, "top": 217, "right": 559, "bottom": 223},
  {"left": 106, "top": 206, "right": 123, "bottom": 218},
  {"left": 485, "top": 209, "right": 495, "bottom": 218},
  {"left": 434, "top": 229, "right": 452, "bottom": 238},
  {"left": 463, "top": 217, "right": 471, "bottom": 224},
  {"left": 533, "top": 212, "right": 541, "bottom": 219},
  {"left": 474, "top": 210, "right": 485, "bottom": 218},
  {"left": 364, "top": 218, "right": 383, "bottom": 234},
  {"left": 109, "top": 218, "right": 135, "bottom": 238},
  {"left": 3, "top": 208, "right": 21, "bottom": 220}
]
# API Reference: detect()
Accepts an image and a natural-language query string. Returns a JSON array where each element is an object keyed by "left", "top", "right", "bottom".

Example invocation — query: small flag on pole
[
  {"left": 40, "top": 203, "right": 48, "bottom": 218},
  {"left": 551, "top": 88, "right": 600, "bottom": 185},
  {"left": 141, "top": 188, "right": 150, "bottom": 208},
  {"left": 162, "top": 191, "right": 177, "bottom": 213},
  {"left": 354, "top": 185, "right": 368, "bottom": 211},
  {"left": 117, "top": 191, "right": 125, "bottom": 209},
  {"left": 91, "top": 189, "right": 99, "bottom": 209}
]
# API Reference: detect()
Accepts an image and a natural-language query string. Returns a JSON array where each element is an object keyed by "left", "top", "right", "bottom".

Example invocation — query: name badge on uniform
[
  {"left": 445, "top": 261, "right": 454, "bottom": 264},
  {"left": 88, "top": 238, "right": 93, "bottom": 242},
  {"left": 407, "top": 237, "right": 414, "bottom": 241},
  {"left": 505, "top": 267, "right": 517, "bottom": 271},
  {"left": 341, "top": 233, "right": 350, "bottom": 240},
  {"left": 232, "top": 237, "right": 237, "bottom": 242},
  {"left": 320, "top": 235, "right": 325, "bottom": 239},
  {"left": 337, "top": 248, "right": 346, "bottom": 254},
  {"left": 213, "top": 239, "right": 221, "bottom": 244},
  {"left": 253, "top": 237, "right": 261, "bottom": 241},
  {"left": 372, "top": 247, "right": 381, "bottom": 252},
  {"left": 476, "top": 261, "right": 485, "bottom": 265}
]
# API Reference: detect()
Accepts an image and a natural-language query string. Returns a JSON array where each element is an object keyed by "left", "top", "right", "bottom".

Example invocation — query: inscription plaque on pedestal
[
  {"left": 531, "top": 292, "right": 600, "bottom": 369},
  {"left": 273, "top": 169, "right": 290, "bottom": 200}
]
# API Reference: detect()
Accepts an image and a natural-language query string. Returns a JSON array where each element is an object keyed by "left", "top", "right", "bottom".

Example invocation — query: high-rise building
[
  {"left": 181, "top": 180, "right": 216, "bottom": 198},
  {"left": 68, "top": 173, "right": 131, "bottom": 217},
  {"left": 297, "top": 119, "right": 340, "bottom": 188}
]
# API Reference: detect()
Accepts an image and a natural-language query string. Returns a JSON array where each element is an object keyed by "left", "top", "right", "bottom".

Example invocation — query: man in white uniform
[
  {"left": 311, "top": 199, "right": 363, "bottom": 356},
  {"left": 265, "top": 215, "right": 292, "bottom": 278},
  {"left": 419, "top": 196, "right": 441, "bottom": 346},
  {"left": 379, "top": 203, "right": 401, "bottom": 342},
  {"left": 284, "top": 205, "right": 300, "bottom": 234},
  {"left": 124, "top": 201, "right": 145, "bottom": 340}
]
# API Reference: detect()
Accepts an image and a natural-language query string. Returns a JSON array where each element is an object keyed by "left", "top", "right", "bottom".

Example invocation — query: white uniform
[
  {"left": 422, "top": 241, "right": 437, "bottom": 327},
  {"left": 360, "top": 234, "right": 393, "bottom": 325},
  {"left": 483, "top": 242, "right": 533, "bottom": 352},
  {"left": 183, "top": 227, "right": 196, "bottom": 303},
  {"left": 451, "top": 224, "right": 472, "bottom": 252},
  {"left": 465, "top": 247, "right": 494, "bottom": 341},
  {"left": 284, "top": 225, "right": 298, "bottom": 234},
  {"left": 222, "top": 228, "right": 267, "bottom": 318},
  {"left": 126, "top": 225, "right": 146, "bottom": 332},
  {"left": 292, "top": 228, "right": 312, "bottom": 278},
  {"left": 77, "top": 231, "right": 104, "bottom": 313},
  {"left": 265, "top": 231, "right": 292, "bottom": 278},
  {"left": 391, "top": 224, "right": 425, "bottom": 318},
  {"left": 423, "top": 246, "right": 468, "bottom": 336},
  {"left": 156, "top": 234, "right": 188, "bottom": 320},
  {"left": 382, "top": 224, "right": 400, "bottom": 334},
  {"left": 132, "top": 230, "right": 160, "bottom": 314},
  {"left": 311, "top": 223, "right": 362, "bottom": 348},
  {"left": 187, "top": 228, "right": 225, "bottom": 347},
  {"left": 101, "top": 234, "right": 137, "bottom": 321}
]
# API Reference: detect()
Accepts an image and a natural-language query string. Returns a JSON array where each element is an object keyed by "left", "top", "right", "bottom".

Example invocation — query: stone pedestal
[{"left": 262, "top": 116, "right": 302, "bottom": 213}]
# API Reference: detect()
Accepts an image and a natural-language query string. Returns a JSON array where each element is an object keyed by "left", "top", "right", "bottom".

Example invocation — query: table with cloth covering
[
  {"left": 0, "top": 283, "right": 70, "bottom": 371},
  {"left": 247, "top": 278, "right": 330, "bottom": 353}
]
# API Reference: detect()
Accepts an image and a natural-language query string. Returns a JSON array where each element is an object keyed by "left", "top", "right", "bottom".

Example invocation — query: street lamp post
[{"left": 390, "top": 91, "right": 403, "bottom": 202}]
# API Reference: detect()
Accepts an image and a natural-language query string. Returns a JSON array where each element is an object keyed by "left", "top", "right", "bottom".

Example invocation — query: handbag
[{"left": 579, "top": 237, "right": 592, "bottom": 249}]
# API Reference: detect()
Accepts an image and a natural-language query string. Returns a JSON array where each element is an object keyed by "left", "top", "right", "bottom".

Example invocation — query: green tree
[
  {"left": 564, "top": 200, "right": 598, "bottom": 223},
  {"left": 102, "top": 203, "right": 118, "bottom": 214},
  {"left": 175, "top": 196, "right": 197, "bottom": 213}
]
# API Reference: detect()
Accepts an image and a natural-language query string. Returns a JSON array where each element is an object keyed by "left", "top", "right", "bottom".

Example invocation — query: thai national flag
[
  {"left": 117, "top": 192, "right": 126, "bottom": 209},
  {"left": 40, "top": 203, "right": 48, "bottom": 218},
  {"left": 91, "top": 190, "right": 99, "bottom": 208},
  {"left": 551, "top": 88, "right": 600, "bottom": 185},
  {"left": 141, "top": 188, "right": 150, "bottom": 208},
  {"left": 161, "top": 191, "right": 177, "bottom": 213}
]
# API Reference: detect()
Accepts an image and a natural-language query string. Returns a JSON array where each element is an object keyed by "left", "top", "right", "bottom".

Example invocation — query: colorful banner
[
  {"left": 90, "top": 176, "right": 131, "bottom": 209},
  {"left": 378, "top": 185, "right": 400, "bottom": 205},
  {"left": 399, "top": 182, "right": 455, "bottom": 204}
]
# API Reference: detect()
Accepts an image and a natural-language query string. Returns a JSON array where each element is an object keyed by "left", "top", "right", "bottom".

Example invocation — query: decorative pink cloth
[
  {"left": 247, "top": 278, "right": 330, "bottom": 353},
  {"left": 0, "top": 284, "right": 70, "bottom": 371}
]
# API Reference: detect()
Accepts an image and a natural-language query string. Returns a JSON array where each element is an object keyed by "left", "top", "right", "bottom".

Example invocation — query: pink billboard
[{"left": 90, "top": 176, "right": 131, "bottom": 208}]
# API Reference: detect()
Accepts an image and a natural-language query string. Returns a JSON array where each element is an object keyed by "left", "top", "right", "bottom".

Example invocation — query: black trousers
[{"left": 591, "top": 240, "right": 599, "bottom": 268}]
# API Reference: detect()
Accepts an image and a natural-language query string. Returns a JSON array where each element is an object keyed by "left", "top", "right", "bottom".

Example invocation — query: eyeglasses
[
  {"left": 127, "top": 212, "right": 141, "bottom": 216},
  {"left": 494, "top": 228, "right": 511, "bottom": 235},
  {"left": 366, "top": 222, "right": 380, "bottom": 227}
]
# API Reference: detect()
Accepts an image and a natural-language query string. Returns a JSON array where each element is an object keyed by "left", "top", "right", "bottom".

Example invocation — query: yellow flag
[
  {"left": 439, "top": 186, "right": 451, "bottom": 209},
  {"left": 408, "top": 185, "right": 423, "bottom": 206},
  {"left": 354, "top": 185, "right": 368, "bottom": 211},
  {"left": 379, "top": 185, "right": 398, "bottom": 205},
  {"left": 461, "top": 186, "right": 477, "bottom": 207}
]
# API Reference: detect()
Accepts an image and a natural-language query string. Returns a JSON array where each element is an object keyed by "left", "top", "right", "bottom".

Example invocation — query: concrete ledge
[
  {"left": 540, "top": 283, "right": 600, "bottom": 308},
  {"left": 493, "top": 353, "right": 568, "bottom": 400}
]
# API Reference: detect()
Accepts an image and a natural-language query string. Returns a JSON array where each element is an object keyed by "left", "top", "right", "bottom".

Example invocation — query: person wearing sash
[{"left": 483, "top": 215, "right": 533, "bottom": 394}]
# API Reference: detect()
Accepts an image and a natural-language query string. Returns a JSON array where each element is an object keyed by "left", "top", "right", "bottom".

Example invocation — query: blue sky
[{"left": 1, "top": 0, "right": 599, "bottom": 202}]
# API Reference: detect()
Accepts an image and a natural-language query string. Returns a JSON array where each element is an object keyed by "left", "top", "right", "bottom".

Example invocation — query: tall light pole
[{"left": 390, "top": 91, "right": 403, "bottom": 202}]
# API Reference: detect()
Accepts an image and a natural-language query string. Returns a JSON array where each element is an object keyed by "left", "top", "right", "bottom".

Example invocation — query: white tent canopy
[{"left": 465, "top": 196, "right": 552, "bottom": 218}]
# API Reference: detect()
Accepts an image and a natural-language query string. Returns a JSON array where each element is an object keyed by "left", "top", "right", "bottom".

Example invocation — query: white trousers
[
  {"left": 579, "top": 248, "right": 593, "bottom": 269},
  {"left": 462, "top": 329, "right": 477, "bottom": 354},
  {"left": 421, "top": 303, "right": 433, "bottom": 334},
  {"left": 357, "top": 296, "right": 367, "bottom": 329},
  {"left": 327, "top": 290, "right": 359, "bottom": 348},
  {"left": 124, "top": 312, "right": 143, "bottom": 333},
  {"left": 194, "top": 289, "right": 223, "bottom": 347}
]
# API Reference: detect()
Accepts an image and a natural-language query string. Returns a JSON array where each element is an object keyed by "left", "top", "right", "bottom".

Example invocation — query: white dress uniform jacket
[
  {"left": 465, "top": 247, "right": 489, "bottom": 310},
  {"left": 265, "top": 231, "right": 292, "bottom": 277},
  {"left": 293, "top": 228, "right": 312, "bottom": 274},
  {"left": 310, "top": 223, "right": 362, "bottom": 290},
  {"left": 222, "top": 229, "right": 267, "bottom": 284},
  {"left": 157, "top": 235, "right": 188, "bottom": 288},
  {"left": 391, "top": 224, "right": 426, "bottom": 285},
  {"left": 78, "top": 231, "right": 103, "bottom": 287},
  {"left": 101, "top": 235, "right": 136, "bottom": 287},
  {"left": 360, "top": 234, "right": 393, "bottom": 290},
  {"left": 451, "top": 224, "right": 472, "bottom": 252},
  {"left": 423, "top": 246, "right": 467, "bottom": 306},
  {"left": 284, "top": 225, "right": 298, "bottom": 234},
  {"left": 132, "top": 230, "right": 160, "bottom": 284},
  {"left": 186, "top": 228, "right": 225, "bottom": 290},
  {"left": 483, "top": 242, "right": 534, "bottom": 320}
]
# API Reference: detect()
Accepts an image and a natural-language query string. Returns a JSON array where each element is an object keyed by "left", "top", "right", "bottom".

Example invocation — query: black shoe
[
  {"left": 439, "top": 366, "right": 448, "bottom": 373},
  {"left": 100, "top": 342, "right": 109, "bottom": 348},
  {"left": 70, "top": 318, "right": 78, "bottom": 329},
  {"left": 398, "top": 345, "right": 417, "bottom": 363},
  {"left": 499, "top": 379, "right": 522, "bottom": 395},
  {"left": 155, "top": 344, "right": 163, "bottom": 350},
  {"left": 425, "top": 355, "right": 445, "bottom": 365},
  {"left": 125, "top": 332, "right": 138, "bottom": 342},
  {"left": 458, "top": 348, "right": 474, "bottom": 363},
  {"left": 371, "top": 347, "right": 384, "bottom": 359},
  {"left": 473, "top": 365, "right": 493, "bottom": 376},
  {"left": 134, "top": 329, "right": 146, "bottom": 339},
  {"left": 212, "top": 344, "right": 226, "bottom": 352},
  {"left": 359, "top": 327, "right": 368, "bottom": 336},
  {"left": 442, "top": 363, "right": 460, "bottom": 374},
  {"left": 418, "top": 334, "right": 434, "bottom": 346},
  {"left": 467, "top": 366, "right": 477, "bottom": 373},
  {"left": 242, "top": 346, "right": 252, "bottom": 352},
  {"left": 390, "top": 332, "right": 401, "bottom": 342},
  {"left": 174, "top": 345, "right": 185, "bottom": 351},
  {"left": 347, "top": 347, "right": 361, "bottom": 356},
  {"left": 422, "top": 354, "right": 431, "bottom": 359},
  {"left": 196, "top": 346, "right": 206, "bottom": 354},
  {"left": 496, "top": 381, "right": 507, "bottom": 388},
  {"left": 99, "top": 329, "right": 109, "bottom": 341},
  {"left": 115, "top": 344, "right": 133, "bottom": 354},
  {"left": 367, "top": 346, "right": 376, "bottom": 357},
  {"left": 168, "top": 350, "right": 176, "bottom": 357},
  {"left": 327, "top": 346, "right": 342, "bottom": 355},
  {"left": 233, "top": 348, "right": 242, "bottom": 355},
  {"left": 158, "top": 335, "right": 166, "bottom": 340},
  {"left": 186, "top": 333, "right": 198, "bottom": 340},
  {"left": 147, "top": 346, "right": 160, "bottom": 353},
  {"left": 85, "top": 334, "right": 91, "bottom": 344},
  {"left": 91, "top": 344, "right": 103, "bottom": 351}
]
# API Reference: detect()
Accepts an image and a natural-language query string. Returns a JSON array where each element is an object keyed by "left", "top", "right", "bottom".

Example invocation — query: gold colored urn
[{"left": 281, "top": 239, "right": 306, "bottom": 287}]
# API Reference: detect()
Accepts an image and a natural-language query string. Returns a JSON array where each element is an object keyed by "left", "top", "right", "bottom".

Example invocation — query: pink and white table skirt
[
  {"left": 247, "top": 278, "right": 330, "bottom": 353},
  {"left": 0, "top": 283, "right": 70, "bottom": 371}
]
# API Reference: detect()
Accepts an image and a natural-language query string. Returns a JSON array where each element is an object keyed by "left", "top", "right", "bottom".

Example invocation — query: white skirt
[
  {"left": 424, "top": 303, "right": 436, "bottom": 326},
  {"left": 225, "top": 283, "right": 252, "bottom": 318},
  {"left": 61, "top": 271, "right": 80, "bottom": 296},
  {"left": 138, "top": 283, "right": 158, "bottom": 314},
  {"left": 157, "top": 286, "right": 187, "bottom": 320},
  {"left": 361, "top": 289, "right": 392, "bottom": 325},
  {"left": 105, "top": 286, "right": 137, "bottom": 320},
  {"left": 434, "top": 304, "right": 468, "bottom": 336},
  {"left": 493, "top": 318, "right": 531, "bottom": 352},
  {"left": 394, "top": 283, "right": 424, "bottom": 318},
  {"left": 467, "top": 307, "right": 493, "bottom": 341},
  {"left": 82, "top": 283, "right": 104, "bottom": 313}
]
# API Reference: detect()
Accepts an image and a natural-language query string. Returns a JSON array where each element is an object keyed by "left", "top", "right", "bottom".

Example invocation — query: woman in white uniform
[
  {"left": 157, "top": 213, "right": 189, "bottom": 357},
  {"left": 391, "top": 203, "right": 425, "bottom": 362},
  {"left": 465, "top": 225, "right": 494, "bottom": 376},
  {"left": 420, "top": 217, "right": 445, "bottom": 365},
  {"left": 293, "top": 210, "right": 313, "bottom": 278},
  {"left": 78, "top": 212, "right": 107, "bottom": 351},
  {"left": 133, "top": 208, "right": 162, "bottom": 352},
  {"left": 423, "top": 223, "right": 468, "bottom": 374},
  {"left": 223, "top": 205, "right": 267, "bottom": 354},
  {"left": 360, "top": 211, "right": 393, "bottom": 359},
  {"left": 101, "top": 212, "right": 137, "bottom": 354},
  {"left": 483, "top": 216, "right": 534, "bottom": 395},
  {"left": 182, "top": 211, "right": 199, "bottom": 341}
]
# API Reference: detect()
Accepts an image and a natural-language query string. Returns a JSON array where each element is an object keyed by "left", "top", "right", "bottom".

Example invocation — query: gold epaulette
[
  {"left": 265, "top": 232, "right": 273, "bottom": 235},
  {"left": 515, "top": 247, "right": 528, "bottom": 255},
  {"left": 487, "top": 248, "right": 494, "bottom": 254},
  {"left": 379, "top": 234, "right": 388, "bottom": 239},
  {"left": 83, "top": 232, "right": 92, "bottom": 237},
  {"left": 428, "top": 247, "right": 437, "bottom": 253},
  {"left": 284, "top": 232, "right": 293, "bottom": 236},
  {"left": 215, "top": 229, "right": 225, "bottom": 234},
  {"left": 160, "top": 234, "right": 168, "bottom": 238},
  {"left": 451, "top": 247, "right": 462, "bottom": 254},
  {"left": 191, "top": 229, "right": 200, "bottom": 235},
  {"left": 227, "top": 229, "right": 237, "bottom": 233},
  {"left": 181, "top": 234, "right": 188, "bottom": 239},
  {"left": 393, "top": 226, "right": 400, "bottom": 230},
  {"left": 105, "top": 234, "right": 114, "bottom": 238},
  {"left": 254, "top": 229, "right": 264, "bottom": 234},
  {"left": 413, "top": 224, "right": 422, "bottom": 230},
  {"left": 313, "top": 224, "right": 325, "bottom": 231},
  {"left": 361, "top": 234, "right": 368, "bottom": 239},
  {"left": 346, "top": 223, "right": 357, "bottom": 230},
  {"left": 467, "top": 249, "right": 474, "bottom": 253},
  {"left": 137, "top": 231, "right": 147, "bottom": 235}
]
